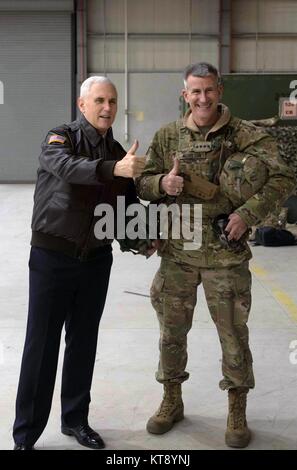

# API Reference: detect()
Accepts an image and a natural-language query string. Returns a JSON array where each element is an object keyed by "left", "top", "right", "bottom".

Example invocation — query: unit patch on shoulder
[{"left": 48, "top": 134, "right": 66, "bottom": 145}]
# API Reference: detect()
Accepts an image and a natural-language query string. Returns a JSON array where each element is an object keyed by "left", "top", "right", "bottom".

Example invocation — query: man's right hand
[
  {"left": 113, "top": 140, "right": 146, "bottom": 178},
  {"left": 161, "top": 158, "right": 184, "bottom": 196}
]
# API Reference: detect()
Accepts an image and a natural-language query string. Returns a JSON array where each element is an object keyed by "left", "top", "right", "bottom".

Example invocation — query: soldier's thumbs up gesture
[
  {"left": 114, "top": 140, "right": 146, "bottom": 178},
  {"left": 161, "top": 158, "right": 184, "bottom": 196}
]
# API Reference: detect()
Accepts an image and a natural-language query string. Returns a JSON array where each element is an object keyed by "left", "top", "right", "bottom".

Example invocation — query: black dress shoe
[
  {"left": 61, "top": 424, "right": 105, "bottom": 450},
  {"left": 14, "top": 444, "right": 35, "bottom": 450}
]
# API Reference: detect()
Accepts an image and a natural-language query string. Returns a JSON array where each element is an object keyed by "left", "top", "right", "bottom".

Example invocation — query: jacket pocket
[{"left": 45, "top": 192, "right": 90, "bottom": 242}]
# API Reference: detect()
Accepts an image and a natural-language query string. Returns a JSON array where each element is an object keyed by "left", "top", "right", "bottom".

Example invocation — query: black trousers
[{"left": 13, "top": 246, "right": 113, "bottom": 446}]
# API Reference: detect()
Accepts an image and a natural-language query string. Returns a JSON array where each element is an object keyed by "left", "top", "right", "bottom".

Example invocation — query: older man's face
[
  {"left": 78, "top": 82, "right": 118, "bottom": 134},
  {"left": 182, "top": 74, "right": 223, "bottom": 127}
]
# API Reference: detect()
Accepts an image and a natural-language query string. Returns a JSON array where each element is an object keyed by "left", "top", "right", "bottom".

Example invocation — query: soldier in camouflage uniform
[{"left": 136, "top": 62, "right": 296, "bottom": 448}]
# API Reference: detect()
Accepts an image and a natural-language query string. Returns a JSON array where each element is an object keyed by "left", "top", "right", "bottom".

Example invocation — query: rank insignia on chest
[{"left": 192, "top": 142, "right": 212, "bottom": 152}]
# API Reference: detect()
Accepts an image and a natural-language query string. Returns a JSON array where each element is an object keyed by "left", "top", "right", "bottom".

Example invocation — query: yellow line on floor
[
  {"left": 272, "top": 289, "right": 297, "bottom": 322},
  {"left": 250, "top": 263, "right": 269, "bottom": 279},
  {"left": 250, "top": 262, "right": 297, "bottom": 323}
]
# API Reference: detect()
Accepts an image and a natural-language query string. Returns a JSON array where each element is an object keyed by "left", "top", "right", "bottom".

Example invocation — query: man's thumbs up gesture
[
  {"left": 160, "top": 158, "right": 184, "bottom": 196},
  {"left": 113, "top": 140, "right": 146, "bottom": 178}
]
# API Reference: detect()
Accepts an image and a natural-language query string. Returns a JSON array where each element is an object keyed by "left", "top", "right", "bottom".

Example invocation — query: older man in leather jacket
[{"left": 13, "top": 76, "right": 152, "bottom": 450}]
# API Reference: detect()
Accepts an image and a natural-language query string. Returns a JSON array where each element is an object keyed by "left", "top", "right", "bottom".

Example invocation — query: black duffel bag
[{"left": 254, "top": 226, "right": 297, "bottom": 247}]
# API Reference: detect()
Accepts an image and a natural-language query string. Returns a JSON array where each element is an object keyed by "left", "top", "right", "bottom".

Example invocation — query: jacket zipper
[{"left": 78, "top": 137, "right": 107, "bottom": 260}]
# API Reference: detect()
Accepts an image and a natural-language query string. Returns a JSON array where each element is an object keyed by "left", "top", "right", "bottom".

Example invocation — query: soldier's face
[
  {"left": 182, "top": 74, "right": 223, "bottom": 127},
  {"left": 78, "top": 82, "right": 118, "bottom": 134}
]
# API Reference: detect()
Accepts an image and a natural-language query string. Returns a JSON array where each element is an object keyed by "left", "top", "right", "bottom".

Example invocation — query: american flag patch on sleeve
[{"left": 48, "top": 134, "right": 66, "bottom": 145}]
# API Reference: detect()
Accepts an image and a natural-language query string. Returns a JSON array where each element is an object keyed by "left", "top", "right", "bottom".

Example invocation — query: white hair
[{"left": 79, "top": 76, "right": 116, "bottom": 97}]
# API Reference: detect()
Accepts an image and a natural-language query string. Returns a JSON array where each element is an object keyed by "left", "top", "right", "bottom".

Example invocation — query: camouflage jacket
[{"left": 136, "top": 105, "right": 296, "bottom": 268}]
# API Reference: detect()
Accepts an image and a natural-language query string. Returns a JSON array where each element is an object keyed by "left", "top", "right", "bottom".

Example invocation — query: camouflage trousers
[{"left": 150, "top": 257, "right": 255, "bottom": 390}]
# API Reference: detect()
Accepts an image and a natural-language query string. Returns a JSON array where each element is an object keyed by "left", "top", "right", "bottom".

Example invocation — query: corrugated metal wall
[
  {"left": 88, "top": 0, "right": 220, "bottom": 72},
  {"left": 86, "top": 0, "right": 297, "bottom": 153},
  {"left": 100, "top": 71, "right": 185, "bottom": 154},
  {"left": 232, "top": 0, "right": 297, "bottom": 72},
  {"left": 1, "top": 0, "right": 296, "bottom": 179},
  {"left": 0, "top": 1, "right": 73, "bottom": 182},
  {"left": 86, "top": 0, "right": 220, "bottom": 153}
]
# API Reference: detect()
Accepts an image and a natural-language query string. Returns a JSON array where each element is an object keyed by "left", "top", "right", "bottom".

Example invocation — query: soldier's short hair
[
  {"left": 183, "top": 62, "right": 222, "bottom": 88},
  {"left": 80, "top": 76, "right": 116, "bottom": 97}
]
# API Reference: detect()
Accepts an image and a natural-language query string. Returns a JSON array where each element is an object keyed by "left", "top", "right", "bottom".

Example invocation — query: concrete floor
[{"left": 1, "top": 184, "right": 297, "bottom": 450}]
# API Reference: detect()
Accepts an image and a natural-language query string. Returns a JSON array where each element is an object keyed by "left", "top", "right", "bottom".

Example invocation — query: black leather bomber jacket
[{"left": 31, "top": 114, "right": 139, "bottom": 259}]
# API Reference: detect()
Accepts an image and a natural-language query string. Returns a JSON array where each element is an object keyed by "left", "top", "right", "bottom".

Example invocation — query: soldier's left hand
[{"left": 225, "top": 213, "right": 248, "bottom": 241}]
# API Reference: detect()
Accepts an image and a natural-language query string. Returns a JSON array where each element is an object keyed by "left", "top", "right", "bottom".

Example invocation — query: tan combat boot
[
  {"left": 225, "top": 387, "right": 251, "bottom": 448},
  {"left": 146, "top": 383, "right": 184, "bottom": 434}
]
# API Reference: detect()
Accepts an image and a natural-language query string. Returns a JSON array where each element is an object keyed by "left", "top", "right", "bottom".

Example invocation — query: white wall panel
[
  {"left": 190, "top": 39, "right": 219, "bottom": 67},
  {"left": 87, "top": 0, "right": 219, "bottom": 72},
  {"left": 87, "top": 0, "right": 220, "bottom": 148},
  {"left": 232, "top": 0, "right": 297, "bottom": 72},
  {"left": 128, "top": 39, "right": 192, "bottom": 71},
  {"left": 232, "top": 38, "right": 258, "bottom": 71},
  {"left": 191, "top": 0, "right": 220, "bottom": 34},
  {"left": 127, "top": 39, "right": 159, "bottom": 71},
  {"left": 88, "top": 0, "right": 220, "bottom": 34},
  {"left": 129, "top": 0, "right": 190, "bottom": 34},
  {"left": 233, "top": 0, "right": 297, "bottom": 33},
  {"left": 232, "top": 38, "right": 297, "bottom": 72},
  {"left": 88, "top": 37, "right": 125, "bottom": 72},
  {"left": 89, "top": 36, "right": 219, "bottom": 72},
  {"left": 89, "top": 72, "right": 184, "bottom": 153},
  {"left": 232, "top": 0, "right": 256, "bottom": 33},
  {"left": 88, "top": 0, "right": 124, "bottom": 33},
  {"left": 259, "top": 0, "right": 297, "bottom": 33}
]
